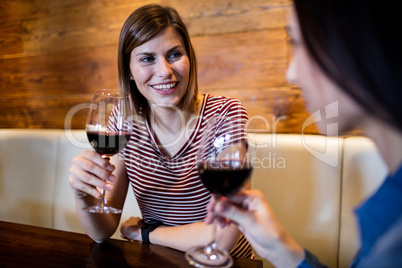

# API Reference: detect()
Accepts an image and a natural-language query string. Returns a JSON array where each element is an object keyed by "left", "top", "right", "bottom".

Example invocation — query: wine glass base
[
  {"left": 185, "top": 246, "right": 233, "bottom": 268},
  {"left": 86, "top": 205, "right": 122, "bottom": 214}
]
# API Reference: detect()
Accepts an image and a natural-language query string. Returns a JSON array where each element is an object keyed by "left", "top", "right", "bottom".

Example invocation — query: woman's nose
[
  {"left": 286, "top": 57, "right": 298, "bottom": 85},
  {"left": 156, "top": 58, "right": 173, "bottom": 78}
]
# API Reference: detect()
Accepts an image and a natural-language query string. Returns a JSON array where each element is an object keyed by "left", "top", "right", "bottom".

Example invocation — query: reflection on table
[{"left": 0, "top": 221, "right": 262, "bottom": 268}]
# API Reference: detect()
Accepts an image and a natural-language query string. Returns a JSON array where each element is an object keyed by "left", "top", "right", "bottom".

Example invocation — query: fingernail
[
  {"left": 107, "top": 165, "right": 114, "bottom": 172},
  {"left": 106, "top": 183, "right": 114, "bottom": 191},
  {"left": 216, "top": 202, "right": 229, "bottom": 213},
  {"left": 109, "top": 175, "right": 116, "bottom": 182}
]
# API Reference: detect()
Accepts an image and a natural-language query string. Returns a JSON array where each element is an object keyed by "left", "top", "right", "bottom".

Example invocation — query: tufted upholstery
[
  {"left": 0, "top": 129, "right": 388, "bottom": 267},
  {"left": 249, "top": 133, "right": 343, "bottom": 267}
]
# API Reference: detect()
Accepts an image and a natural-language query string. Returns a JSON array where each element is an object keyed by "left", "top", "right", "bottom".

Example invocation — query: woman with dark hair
[
  {"left": 207, "top": 1, "right": 402, "bottom": 267},
  {"left": 69, "top": 4, "right": 254, "bottom": 258}
]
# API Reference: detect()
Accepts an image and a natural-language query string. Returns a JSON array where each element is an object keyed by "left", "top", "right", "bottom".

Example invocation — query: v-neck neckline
[{"left": 145, "top": 94, "right": 208, "bottom": 160}]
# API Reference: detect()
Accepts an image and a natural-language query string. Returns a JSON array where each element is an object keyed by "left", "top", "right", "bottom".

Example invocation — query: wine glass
[
  {"left": 185, "top": 125, "right": 254, "bottom": 268},
  {"left": 86, "top": 89, "right": 134, "bottom": 214}
]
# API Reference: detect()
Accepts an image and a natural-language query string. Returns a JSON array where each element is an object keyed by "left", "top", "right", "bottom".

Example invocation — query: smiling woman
[
  {"left": 117, "top": 4, "right": 198, "bottom": 120},
  {"left": 68, "top": 3, "right": 255, "bottom": 262},
  {"left": 129, "top": 27, "right": 190, "bottom": 109}
]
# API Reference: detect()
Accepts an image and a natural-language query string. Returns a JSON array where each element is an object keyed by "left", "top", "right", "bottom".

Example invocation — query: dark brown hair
[
  {"left": 117, "top": 4, "right": 198, "bottom": 119},
  {"left": 293, "top": 0, "right": 402, "bottom": 132}
]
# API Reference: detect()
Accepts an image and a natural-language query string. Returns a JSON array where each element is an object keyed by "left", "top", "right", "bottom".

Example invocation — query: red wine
[
  {"left": 198, "top": 160, "right": 252, "bottom": 196},
  {"left": 87, "top": 131, "right": 131, "bottom": 157}
]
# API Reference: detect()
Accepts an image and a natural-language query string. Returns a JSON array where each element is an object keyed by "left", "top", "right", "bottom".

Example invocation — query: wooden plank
[
  {"left": 0, "top": 0, "right": 305, "bottom": 132},
  {"left": 0, "top": 21, "right": 24, "bottom": 57},
  {"left": 0, "top": 87, "right": 317, "bottom": 133},
  {"left": 194, "top": 28, "right": 288, "bottom": 89},
  {"left": 0, "top": 0, "right": 153, "bottom": 23},
  {"left": 0, "top": 46, "right": 118, "bottom": 97},
  {"left": 16, "top": 0, "right": 290, "bottom": 55},
  {"left": 200, "top": 87, "right": 318, "bottom": 134},
  {"left": 0, "top": 1, "right": 36, "bottom": 23},
  {"left": 0, "top": 95, "right": 92, "bottom": 129},
  {"left": 180, "top": 0, "right": 291, "bottom": 36},
  {"left": 0, "top": 89, "right": 319, "bottom": 133},
  {"left": 20, "top": 7, "right": 127, "bottom": 54},
  {"left": 0, "top": 28, "right": 287, "bottom": 97}
]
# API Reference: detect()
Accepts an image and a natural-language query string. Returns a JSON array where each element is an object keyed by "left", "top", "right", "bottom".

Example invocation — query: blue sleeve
[{"left": 296, "top": 249, "right": 328, "bottom": 268}]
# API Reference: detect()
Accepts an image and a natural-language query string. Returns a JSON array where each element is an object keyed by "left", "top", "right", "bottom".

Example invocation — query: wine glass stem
[
  {"left": 205, "top": 220, "right": 218, "bottom": 253},
  {"left": 204, "top": 194, "right": 221, "bottom": 254},
  {"left": 99, "top": 189, "right": 107, "bottom": 205},
  {"left": 99, "top": 155, "right": 112, "bottom": 209}
]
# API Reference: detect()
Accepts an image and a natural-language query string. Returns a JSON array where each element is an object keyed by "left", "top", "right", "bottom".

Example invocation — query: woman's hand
[
  {"left": 206, "top": 189, "right": 304, "bottom": 268},
  {"left": 120, "top": 217, "right": 145, "bottom": 241},
  {"left": 68, "top": 151, "right": 128, "bottom": 243},
  {"left": 69, "top": 150, "right": 116, "bottom": 199}
]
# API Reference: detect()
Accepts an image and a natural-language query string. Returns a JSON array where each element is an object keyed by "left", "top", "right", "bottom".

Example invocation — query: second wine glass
[
  {"left": 86, "top": 89, "right": 134, "bottom": 214},
  {"left": 186, "top": 128, "right": 254, "bottom": 267}
]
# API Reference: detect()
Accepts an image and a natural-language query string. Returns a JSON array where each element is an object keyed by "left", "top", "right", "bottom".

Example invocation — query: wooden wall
[{"left": 0, "top": 0, "right": 318, "bottom": 133}]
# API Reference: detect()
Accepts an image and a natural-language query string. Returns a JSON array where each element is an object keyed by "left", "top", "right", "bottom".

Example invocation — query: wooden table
[{"left": 0, "top": 221, "right": 262, "bottom": 268}]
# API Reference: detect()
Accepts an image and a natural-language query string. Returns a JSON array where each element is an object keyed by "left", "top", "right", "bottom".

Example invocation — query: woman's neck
[
  {"left": 148, "top": 95, "right": 203, "bottom": 134},
  {"left": 151, "top": 107, "right": 184, "bottom": 134},
  {"left": 362, "top": 119, "right": 402, "bottom": 175}
]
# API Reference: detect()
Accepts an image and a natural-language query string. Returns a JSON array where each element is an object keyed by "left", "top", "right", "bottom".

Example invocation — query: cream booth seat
[
  {"left": 0, "top": 130, "right": 60, "bottom": 228},
  {"left": 0, "top": 129, "right": 388, "bottom": 267},
  {"left": 249, "top": 133, "right": 342, "bottom": 267}
]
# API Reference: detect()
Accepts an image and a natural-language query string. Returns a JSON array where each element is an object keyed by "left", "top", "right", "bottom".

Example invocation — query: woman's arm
[
  {"left": 120, "top": 213, "right": 242, "bottom": 252},
  {"left": 121, "top": 176, "right": 251, "bottom": 253},
  {"left": 153, "top": 220, "right": 241, "bottom": 252},
  {"left": 69, "top": 151, "right": 129, "bottom": 242}
]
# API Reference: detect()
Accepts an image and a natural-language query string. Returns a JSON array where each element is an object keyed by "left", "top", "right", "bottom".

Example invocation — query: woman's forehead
[{"left": 133, "top": 27, "right": 185, "bottom": 53}]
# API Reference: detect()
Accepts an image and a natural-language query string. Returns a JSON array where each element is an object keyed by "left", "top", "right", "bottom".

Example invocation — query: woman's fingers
[
  {"left": 78, "top": 151, "right": 116, "bottom": 182},
  {"left": 69, "top": 172, "right": 102, "bottom": 199},
  {"left": 69, "top": 150, "right": 116, "bottom": 198},
  {"left": 120, "top": 217, "right": 144, "bottom": 241}
]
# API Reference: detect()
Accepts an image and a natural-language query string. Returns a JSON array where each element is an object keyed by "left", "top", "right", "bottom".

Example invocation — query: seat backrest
[
  {"left": 0, "top": 129, "right": 60, "bottom": 228},
  {"left": 0, "top": 129, "right": 389, "bottom": 265},
  {"left": 249, "top": 133, "right": 342, "bottom": 268}
]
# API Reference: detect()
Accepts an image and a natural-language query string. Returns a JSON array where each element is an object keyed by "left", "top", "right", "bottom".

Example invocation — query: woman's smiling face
[{"left": 130, "top": 26, "right": 190, "bottom": 109}]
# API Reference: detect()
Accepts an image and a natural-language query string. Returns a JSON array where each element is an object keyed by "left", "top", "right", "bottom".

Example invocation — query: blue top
[{"left": 297, "top": 164, "right": 402, "bottom": 268}]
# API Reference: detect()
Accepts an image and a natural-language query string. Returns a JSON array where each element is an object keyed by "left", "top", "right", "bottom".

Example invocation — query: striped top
[{"left": 120, "top": 94, "right": 253, "bottom": 258}]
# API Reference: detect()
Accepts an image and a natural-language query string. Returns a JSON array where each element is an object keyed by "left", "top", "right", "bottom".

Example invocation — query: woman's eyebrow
[
  {"left": 167, "top": 45, "right": 184, "bottom": 52},
  {"left": 135, "top": 51, "right": 155, "bottom": 57},
  {"left": 134, "top": 45, "right": 184, "bottom": 56}
]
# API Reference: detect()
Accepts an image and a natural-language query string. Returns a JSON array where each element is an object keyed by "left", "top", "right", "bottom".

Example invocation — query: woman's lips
[{"left": 151, "top": 82, "right": 178, "bottom": 94}]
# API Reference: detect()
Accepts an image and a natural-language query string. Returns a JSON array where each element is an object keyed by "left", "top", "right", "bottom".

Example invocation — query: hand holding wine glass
[
  {"left": 185, "top": 129, "right": 254, "bottom": 268},
  {"left": 85, "top": 89, "right": 133, "bottom": 214}
]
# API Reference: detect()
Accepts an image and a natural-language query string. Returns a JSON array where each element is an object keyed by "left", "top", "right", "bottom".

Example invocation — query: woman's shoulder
[
  {"left": 204, "top": 94, "right": 244, "bottom": 108},
  {"left": 202, "top": 94, "right": 247, "bottom": 119}
]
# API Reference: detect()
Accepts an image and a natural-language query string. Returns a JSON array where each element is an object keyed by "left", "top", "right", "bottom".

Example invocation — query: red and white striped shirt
[{"left": 121, "top": 94, "right": 253, "bottom": 258}]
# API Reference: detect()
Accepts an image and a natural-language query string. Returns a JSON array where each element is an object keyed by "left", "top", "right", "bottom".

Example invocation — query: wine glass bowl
[
  {"left": 85, "top": 89, "right": 133, "bottom": 214},
  {"left": 186, "top": 130, "right": 254, "bottom": 267},
  {"left": 197, "top": 159, "right": 252, "bottom": 197}
]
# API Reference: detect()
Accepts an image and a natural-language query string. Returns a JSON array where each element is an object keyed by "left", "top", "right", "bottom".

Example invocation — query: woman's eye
[
  {"left": 140, "top": 56, "right": 154, "bottom": 63},
  {"left": 288, "top": 37, "right": 302, "bottom": 48},
  {"left": 288, "top": 37, "right": 296, "bottom": 45},
  {"left": 169, "top": 52, "right": 182, "bottom": 60}
]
